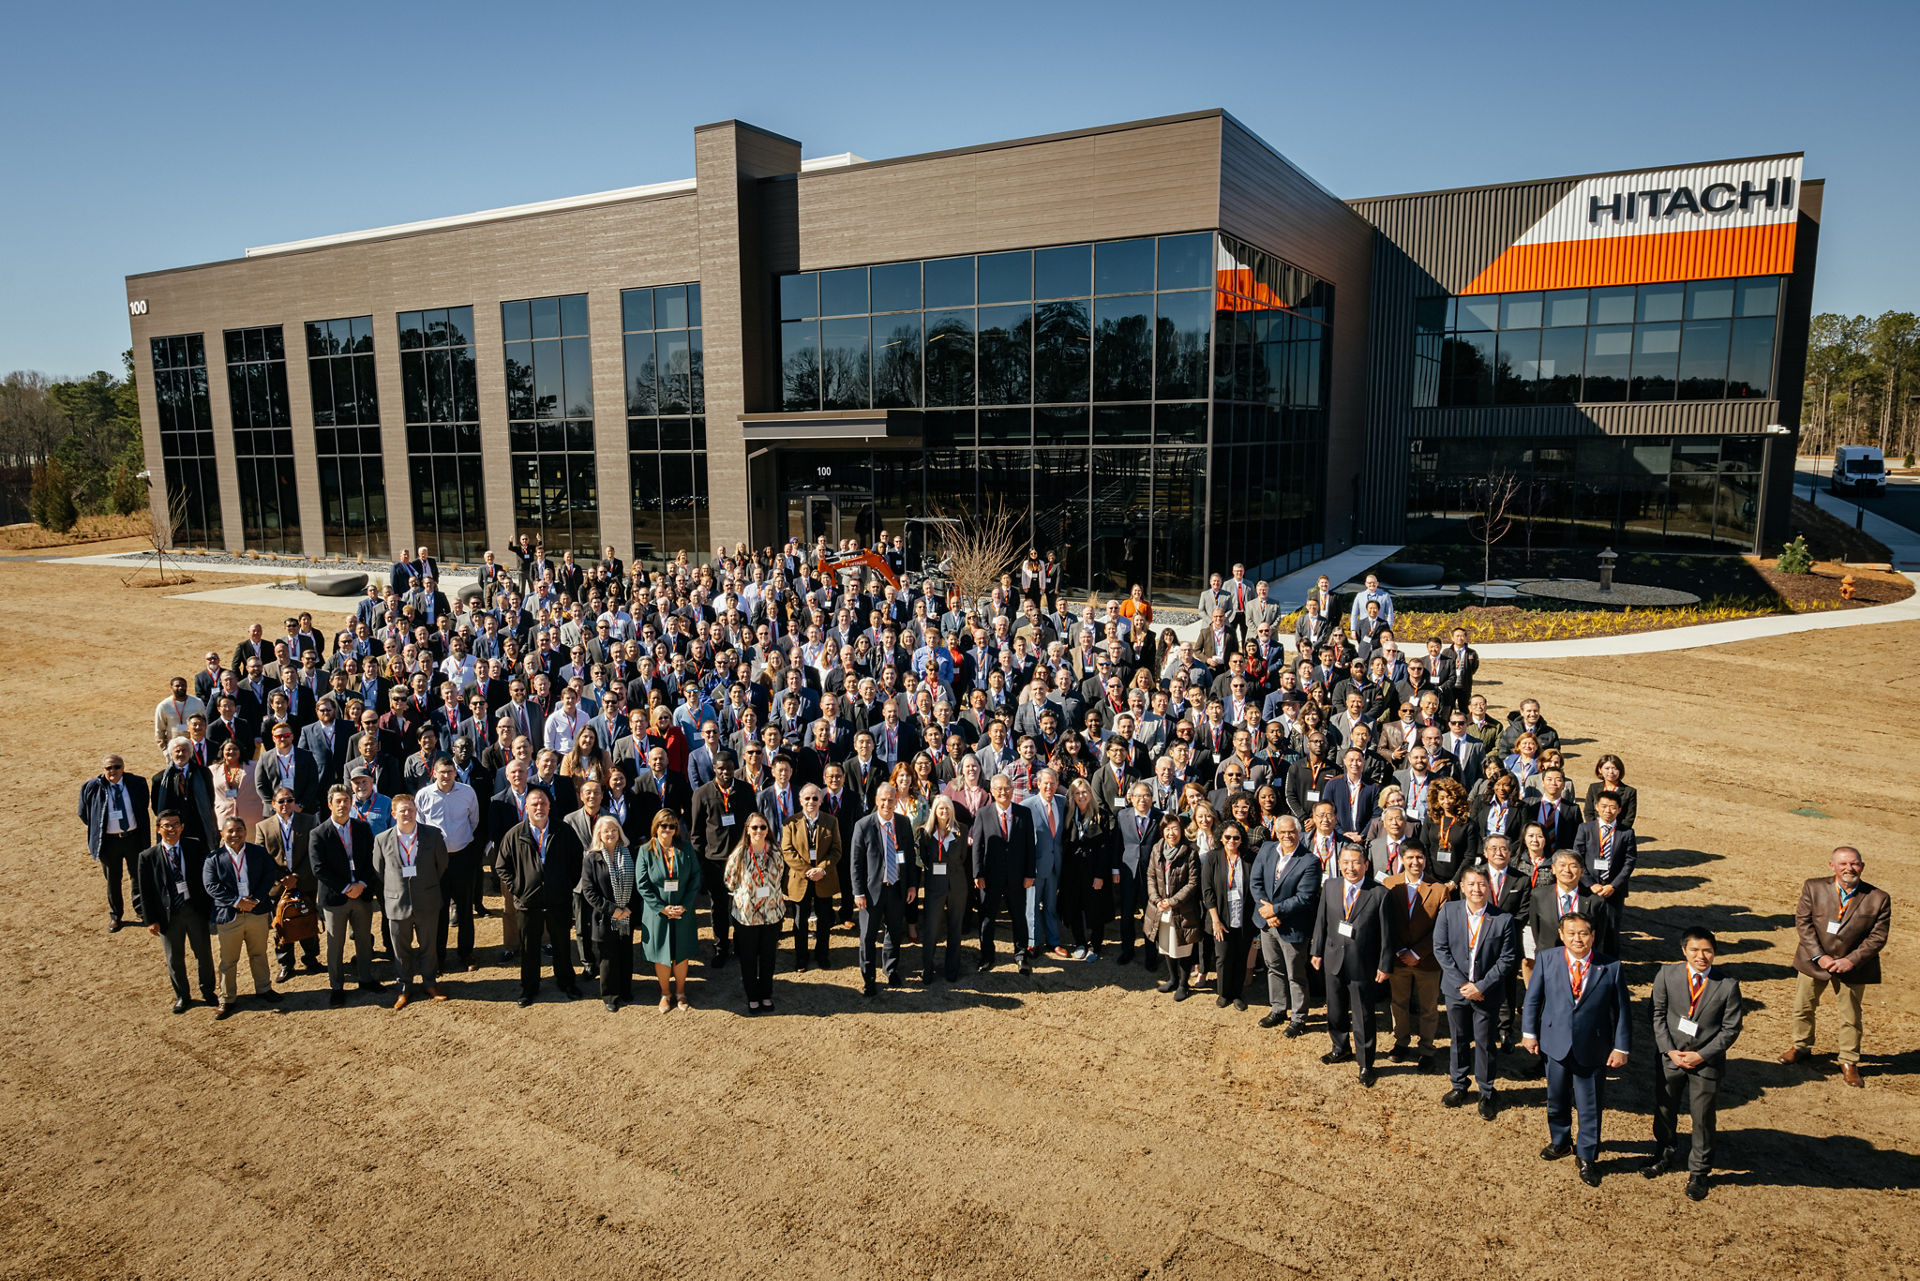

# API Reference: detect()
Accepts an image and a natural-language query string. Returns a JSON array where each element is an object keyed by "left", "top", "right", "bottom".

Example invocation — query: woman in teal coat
[{"left": 637, "top": 809, "right": 702, "bottom": 1012}]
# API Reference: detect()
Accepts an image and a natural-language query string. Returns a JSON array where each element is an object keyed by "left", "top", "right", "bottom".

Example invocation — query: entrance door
[{"left": 806, "top": 494, "right": 839, "bottom": 548}]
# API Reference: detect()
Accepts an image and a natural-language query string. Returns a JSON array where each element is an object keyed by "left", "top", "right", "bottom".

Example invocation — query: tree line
[
  {"left": 1801, "top": 311, "right": 1919, "bottom": 463},
  {"left": 0, "top": 351, "right": 146, "bottom": 529}
]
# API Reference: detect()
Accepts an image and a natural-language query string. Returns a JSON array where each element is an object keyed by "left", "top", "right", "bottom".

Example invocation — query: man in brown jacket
[
  {"left": 1384, "top": 845, "right": 1453, "bottom": 1070},
  {"left": 1782, "top": 846, "right": 1891, "bottom": 1087},
  {"left": 781, "top": 784, "right": 842, "bottom": 971}
]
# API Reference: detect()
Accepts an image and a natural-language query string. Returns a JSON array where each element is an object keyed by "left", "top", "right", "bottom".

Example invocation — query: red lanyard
[{"left": 1687, "top": 971, "right": 1706, "bottom": 1019}]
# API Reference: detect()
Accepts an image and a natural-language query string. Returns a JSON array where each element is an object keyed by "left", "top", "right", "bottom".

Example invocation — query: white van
[{"left": 1832, "top": 445, "right": 1886, "bottom": 496}]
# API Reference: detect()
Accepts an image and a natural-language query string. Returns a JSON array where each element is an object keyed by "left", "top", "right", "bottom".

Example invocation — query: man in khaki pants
[
  {"left": 1782, "top": 846, "right": 1891, "bottom": 1087},
  {"left": 204, "top": 818, "right": 287, "bottom": 1019}
]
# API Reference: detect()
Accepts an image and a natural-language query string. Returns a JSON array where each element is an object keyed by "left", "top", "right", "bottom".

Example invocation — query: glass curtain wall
[
  {"left": 150, "top": 333, "right": 221, "bottom": 547},
  {"left": 305, "top": 315, "right": 388, "bottom": 558},
  {"left": 622, "top": 283, "right": 705, "bottom": 568},
  {"left": 223, "top": 325, "right": 301, "bottom": 554},
  {"left": 503, "top": 294, "right": 599, "bottom": 555},
  {"left": 398, "top": 306, "right": 485, "bottom": 561}
]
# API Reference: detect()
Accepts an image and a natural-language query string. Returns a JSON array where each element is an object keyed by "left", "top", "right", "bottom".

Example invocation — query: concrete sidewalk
[{"left": 1801, "top": 484, "right": 1920, "bottom": 570}]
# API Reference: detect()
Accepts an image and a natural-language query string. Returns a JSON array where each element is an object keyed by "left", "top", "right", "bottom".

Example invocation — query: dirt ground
[{"left": 2, "top": 553, "right": 1914, "bottom": 1280}]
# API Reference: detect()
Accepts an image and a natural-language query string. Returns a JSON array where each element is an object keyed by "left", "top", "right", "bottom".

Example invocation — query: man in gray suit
[
  {"left": 1646, "top": 927, "right": 1743, "bottom": 1200},
  {"left": 1024, "top": 769, "right": 1067, "bottom": 961},
  {"left": 1244, "top": 580, "right": 1284, "bottom": 646},
  {"left": 1433, "top": 866, "right": 1520, "bottom": 1120},
  {"left": 371, "top": 793, "right": 449, "bottom": 1008},
  {"left": 253, "top": 723, "right": 321, "bottom": 813}
]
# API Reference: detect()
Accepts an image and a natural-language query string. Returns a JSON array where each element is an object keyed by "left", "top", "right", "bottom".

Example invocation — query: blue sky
[{"left": 4, "top": 0, "right": 1914, "bottom": 377}]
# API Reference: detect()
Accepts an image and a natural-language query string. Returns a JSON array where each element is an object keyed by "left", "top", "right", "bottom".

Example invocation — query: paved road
[{"left": 1794, "top": 464, "right": 1920, "bottom": 533}]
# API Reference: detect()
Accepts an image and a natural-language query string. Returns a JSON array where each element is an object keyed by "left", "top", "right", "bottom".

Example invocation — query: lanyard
[
  {"left": 1342, "top": 882, "right": 1359, "bottom": 921},
  {"left": 399, "top": 831, "right": 417, "bottom": 867},
  {"left": 1836, "top": 880, "right": 1857, "bottom": 919},
  {"left": 1467, "top": 909, "right": 1485, "bottom": 951},
  {"left": 1686, "top": 970, "right": 1707, "bottom": 1019}
]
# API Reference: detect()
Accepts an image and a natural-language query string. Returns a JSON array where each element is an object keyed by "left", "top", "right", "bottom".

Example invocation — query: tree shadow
[
  {"left": 1710, "top": 1130, "right": 1920, "bottom": 1190},
  {"left": 1645, "top": 847, "right": 1724, "bottom": 870}
]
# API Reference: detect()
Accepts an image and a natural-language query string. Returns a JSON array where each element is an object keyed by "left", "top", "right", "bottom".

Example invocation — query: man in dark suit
[
  {"left": 1572, "top": 793, "right": 1636, "bottom": 953},
  {"left": 299, "top": 697, "right": 351, "bottom": 788},
  {"left": 372, "top": 792, "right": 451, "bottom": 1008},
  {"left": 497, "top": 787, "right": 584, "bottom": 1005},
  {"left": 689, "top": 751, "right": 757, "bottom": 967},
  {"left": 1480, "top": 836, "right": 1532, "bottom": 1051},
  {"left": 1433, "top": 865, "right": 1519, "bottom": 1119},
  {"left": 1646, "top": 927, "right": 1743, "bottom": 1200},
  {"left": 1250, "top": 816, "right": 1320, "bottom": 1034},
  {"left": 309, "top": 784, "right": 384, "bottom": 1006},
  {"left": 969, "top": 773, "right": 1036, "bottom": 974},
  {"left": 151, "top": 737, "right": 219, "bottom": 850},
  {"left": 254, "top": 723, "right": 321, "bottom": 813},
  {"left": 78, "top": 755, "right": 150, "bottom": 932},
  {"left": 1782, "top": 845, "right": 1891, "bottom": 1088},
  {"left": 849, "top": 782, "right": 919, "bottom": 995},
  {"left": 1321, "top": 749, "right": 1378, "bottom": 845},
  {"left": 1435, "top": 627, "right": 1479, "bottom": 708},
  {"left": 1311, "top": 846, "right": 1393, "bottom": 1086},
  {"left": 1112, "top": 782, "right": 1159, "bottom": 966},
  {"left": 1523, "top": 911, "right": 1631, "bottom": 1185},
  {"left": 135, "top": 811, "right": 218, "bottom": 1013},
  {"left": 203, "top": 817, "right": 288, "bottom": 1018}
]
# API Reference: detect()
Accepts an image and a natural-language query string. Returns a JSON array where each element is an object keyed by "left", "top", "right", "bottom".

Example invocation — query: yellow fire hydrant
[{"left": 1840, "top": 574, "right": 1857, "bottom": 601}]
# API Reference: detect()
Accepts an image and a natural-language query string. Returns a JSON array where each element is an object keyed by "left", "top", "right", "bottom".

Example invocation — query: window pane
[
  {"left": 924, "top": 309, "right": 975, "bottom": 407},
  {"left": 661, "top": 453, "right": 695, "bottom": 558},
  {"left": 1154, "top": 401, "right": 1206, "bottom": 445},
  {"left": 1094, "top": 404, "right": 1151, "bottom": 444},
  {"left": 1156, "top": 233, "right": 1212, "bottom": 291},
  {"left": 779, "top": 274, "right": 817, "bottom": 322},
  {"left": 1538, "top": 327, "right": 1585, "bottom": 404},
  {"left": 1089, "top": 448, "right": 1150, "bottom": 594},
  {"left": 1035, "top": 405, "right": 1087, "bottom": 448},
  {"left": 1728, "top": 316, "right": 1775, "bottom": 399},
  {"left": 781, "top": 320, "right": 819, "bottom": 411},
  {"left": 452, "top": 349, "right": 477, "bottom": 421},
  {"left": 924, "top": 257, "right": 975, "bottom": 309},
  {"left": 530, "top": 296, "right": 560, "bottom": 340},
  {"left": 1032, "top": 448, "right": 1087, "bottom": 572},
  {"left": 555, "top": 294, "right": 588, "bottom": 338},
  {"left": 625, "top": 332, "right": 656, "bottom": 415},
  {"left": 1034, "top": 300, "right": 1090, "bottom": 404},
  {"left": 821, "top": 316, "right": 871, "bottom": 410},
  {"left": 1035, "top": 244, "right": 1091, "bottom": 300},
  {"left": 656, "top": 285, "right": 688, "bottom": 330},
  {"left": 1544, "top": 289, "right": 1588, "bottom": 327},
  {"left": 1686, "top": 279, "right": 1735, "bottom": 320},
  {"left": 1154, "top": 290, "right": 1211, "bottom": 400},
  {"left": 501, "top": 300, "right": 531, "bottom": 342},
  {"left": 819, "top": 268, "right": 868, "bottom": 317},
  {"left": 1583, "top": 325, "right": 1632, "bottom": 401},
  {"left": 1443, "top": 331, "right": 1496, "bottom": 406},
  {"left": 1500, "top": 292, "right": 1542, "bottom": 329},
  {"left": 872, "top": 313, "right": 922, "bottom": 408},
  {"left": 355, "top": 353, "right": 379, "bottom": 424},
  {"left": 978, "top": 407, "right": 1029, "bottom": 446},
  {"left": 976, "top": 304, "right": 1032, "bottom": 406},
  {"left": 398, "top": 313, "right": 424, "bottom": 349},
  {"left": 1590, "top": 286, "right": 1636, "bottom": 326},
  {"left": 332, "top": 358, "right": 358, "bottom": 426},
  {"left": 977, "top": 252, "right": 1031, "bottom": 305},
  {"left": 1677, "top": 319, "right": 1731, "bottom": 399},
  {"left": 445, "top": 308, "right": 472, "bottom": 348},
  {"left": 403, "top": 352, "right": 427, "bottom": 422},
  {"left": 1456, "top": 296, "right": 1499, "bottom": 330},
  {"left": 622, "top": 288, "right": 654, "bottom": 333},
  {"left": 533, "top": 340, "right": 563, "bottom": 417},
  {"left": 658, "top": 331, "right": 691, "bottom": 414},
  {"left": 1094, "top": 239, "right": 1154, "bottom": 295},
  {"left": 870, "top": 262, "right": 920, "bottom": 313},
  {"left": 1092, "top": 294, "right": 1152, "bottom": 401},
  {"left": 1637, "top": 282, "right": 1684, "bottom": 324},
  {"left": 562, "top": 336, "right": 593, "bottom": 417},
  {"left": 1736, "top": 277, "right": 1780, "bottom": 317},
  {"left": 309, "top": 361, "right": 334, "bottom": 426},
  {"left": 1631, "top": 323, "right": 1681, "bottom": 400},
  {"left": 1495, "top": 329, "right": 1540, "bottom": 404},
  {"left": 629, "top": 450, "right": 662, "bottom": 556}
]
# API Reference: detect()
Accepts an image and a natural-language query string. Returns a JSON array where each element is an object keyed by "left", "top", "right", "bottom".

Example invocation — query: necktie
[
  {"left": 1688, "top": 970, "right": 1705, "bottom": 1011},
  {"left": 1560, "top": 891, "right": 1574, "bottom": 917},
  {"left": 1343, "top": 882, "right": 1357, "bottom": 916},
  {"left": 882, "top": 823, "right": 897, "bottom": 885},
  {"left": 1569, "top": 957, "right": 1587, "bottom": 1001},
  {"left": 167, "top": 845, "right": 183, "bottom": 887},
  {"left": 1000, "top": 809, "right": 1009, "bottom": 841}
]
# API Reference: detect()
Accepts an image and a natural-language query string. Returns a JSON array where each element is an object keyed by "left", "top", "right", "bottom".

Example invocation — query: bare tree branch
[{"left": 929, "top": 495, "right": 1025, "bottom": 614}]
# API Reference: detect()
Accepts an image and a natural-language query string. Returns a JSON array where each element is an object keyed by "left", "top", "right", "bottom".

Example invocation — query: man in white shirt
[
  {"left": 542, "top": 685, "right": 591, "bottom": 753},
  {"left": 415, "top": 756, "right": 482, "bottom": 973},
  {"left": 154, "top": 677, "right": 207, "bottom": 757}
]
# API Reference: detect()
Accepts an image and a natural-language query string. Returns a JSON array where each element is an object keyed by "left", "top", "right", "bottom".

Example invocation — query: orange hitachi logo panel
[{"left": 1464, "top": 221, "right": 1797, "bottom": 294}]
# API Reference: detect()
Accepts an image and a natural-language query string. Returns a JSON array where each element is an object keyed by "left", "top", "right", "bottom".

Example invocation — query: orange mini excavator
[{"left": 817, "top": 548, "right": 899, "bottom": 589}]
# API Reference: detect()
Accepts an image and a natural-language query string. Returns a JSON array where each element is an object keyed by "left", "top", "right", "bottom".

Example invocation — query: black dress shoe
[
  {"left": 473, "top": 905, "right": 491, "bottom": 918},
  {"left": 1416, "top": 1055, "right": 1435, "bottom": 1074},
  {"left": 274, "top": 967, "right": 294, "bottom": 983},
  {"left": 1388, "top": 1043, "right": 1414, "bottom": 1064},
  {"left": 1233, "top": 998, "right": 1247, "bottom": 1012},
  {"left": 172, "top": 999, "right": 190, "bottom": 1014},
  {"left": 1540, "top": 1142, "right": 1572, "bottom": 1161},
  {"left": 107, "top": 920, "right": 123, "bottom": 933},
  {"left": 1642, "top": 1149, "right": 1674, "bottom": 1178},
  {"left": 604, "top": 999, "right": 619, "bottom": 1012},
  {"left": 1157, "top": 980, "right": 1175, "bottom": 993},
  {"left": 1478, "top": 1094, "right": 1498, "bottom": 1121},
  {"left": 1577, "top": 1158, "right": 1601, "bottom": 1187},
  {"left": 1284, "top": 1021, "right": 1308, "bottom": 1038},
  {"left": 1019, "top": 958, "right": 1033, "bottom": 974},
  {"left": 1321, "top": 1047, "right": 1354, "bottom": 1065},
  {"left": 257, "top": 989, "right": 283, "bottom": 1004},
  {"left": 1685, "top": 1174, "right": 1708, "bottom": 1201},
  {"left": 1258, "top": 1011, "right": 1286, "bottom": 1028},
  {"left": 1441, "top": 1088, "right": 1470, "bottom": 1108},
  {"left": 1215, "top": 995, "right": 1230, "bottom": 1008},
  {"left": 1172, "top": 988, "right": 1190, "bottom": 1001},
  {"left": 1358, "top": 1068, "right": 1377, "bottom": 1088},
  {"left": 863, "top": 981, "right": 877, "bottom": 997},
  {"left": 516, "top": 995, "right": 534, "bottom": 1008},
  {"left": 328, "top": 989, "right": 347, "bottom": 1008}
]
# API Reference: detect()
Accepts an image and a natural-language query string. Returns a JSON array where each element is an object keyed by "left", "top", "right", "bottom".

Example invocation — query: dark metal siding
[{"left": 1408, "top": 399, "right": 1783, "bottom": 438}]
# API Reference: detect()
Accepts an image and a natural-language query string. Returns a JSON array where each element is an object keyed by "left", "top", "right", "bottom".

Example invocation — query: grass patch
[{"left": 0, "top": 513, "right": 151, "bottom": 550}]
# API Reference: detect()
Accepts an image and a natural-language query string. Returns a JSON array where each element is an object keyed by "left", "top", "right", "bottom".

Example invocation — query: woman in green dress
[{"left": 637, "top": 809, "right": 702, "bottom": 1012}]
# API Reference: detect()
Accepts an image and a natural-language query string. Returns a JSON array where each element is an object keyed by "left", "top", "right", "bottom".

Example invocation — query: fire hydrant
[{"left": 1840, "top": 575, "right": 1857, "bottom": 601}]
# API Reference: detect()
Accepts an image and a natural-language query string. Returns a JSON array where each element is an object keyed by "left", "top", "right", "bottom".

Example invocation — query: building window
[
  {"left": 1414, "top": 277, "right": 1781, "bottom": 408},
  {"left": 503, "top": 294, "right": 598, "bottom": 555},
  {"left": 622, "top": 283, "right": 704, "bottom": 568},
  {"left": 149, "top": 333, "right": 221, "bottom": 547},
  {"left": 223, "top": 325, "right": 301, "bottom": 554},
  {"left": 398, "top": 306, "right": 484, "bottom": 562},
  {"left": 1406, "top": 434, "right": 1765, "bottom": 551},
  {"left": 305, "top": 316, "right": 387, "bottom": 559},
  {"left": 772, "top": 231, "right": 1296, "bottom": 598}
]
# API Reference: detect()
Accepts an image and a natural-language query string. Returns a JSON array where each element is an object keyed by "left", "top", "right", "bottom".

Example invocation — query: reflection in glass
[
  {"left": 1093, "top": 295, "right": 1152, "bottom": 401},
  {"left": 976, "top": 305, "right": 1032, "bottom": 406},
  {"left": 924, "top": 309, "right": 975, "bottom": 407}
]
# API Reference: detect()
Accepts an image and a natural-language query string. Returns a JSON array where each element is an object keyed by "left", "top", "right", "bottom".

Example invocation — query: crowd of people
[{"left": 80, "top": 535, "right": 1892, "bottom": 1200}]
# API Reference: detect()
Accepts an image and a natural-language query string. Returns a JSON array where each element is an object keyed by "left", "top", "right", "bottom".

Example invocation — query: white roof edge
[{"left": 241, "top": 151, "right": 869, "bottom": 260}]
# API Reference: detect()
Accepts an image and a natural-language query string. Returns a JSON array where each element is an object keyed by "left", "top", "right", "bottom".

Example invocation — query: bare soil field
[{"left": 2, "top": 554, "right": 1914, "bottom": 1280}]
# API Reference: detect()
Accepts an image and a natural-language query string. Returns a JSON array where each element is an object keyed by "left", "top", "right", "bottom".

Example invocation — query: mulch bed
[{"left": 1750, "top": 559, "right": 1913, "bottom": 609}]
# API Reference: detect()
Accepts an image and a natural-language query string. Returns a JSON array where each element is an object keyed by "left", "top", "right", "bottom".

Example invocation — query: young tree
[
  {"left": 1468, "top": 468, "right": 1523, "bottom": 603},
  {"left": 931, "top": 495, "right": 1025, "bottom": 613}
]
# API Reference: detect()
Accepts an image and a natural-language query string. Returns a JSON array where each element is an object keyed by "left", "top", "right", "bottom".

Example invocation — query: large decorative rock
[
  {"left": 305, "top": 572, "right": 367, "bottom": 597},
  {"left": 456, "top": 581, "right": 485, "bottom": 605},
  {"left": 1377, "top": 562, "right": 1444, "bottom": 589}
]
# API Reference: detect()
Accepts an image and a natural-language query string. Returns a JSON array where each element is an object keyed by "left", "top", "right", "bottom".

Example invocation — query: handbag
[{"left": 272, "top": 883, "right": 321, "bottom": 945}]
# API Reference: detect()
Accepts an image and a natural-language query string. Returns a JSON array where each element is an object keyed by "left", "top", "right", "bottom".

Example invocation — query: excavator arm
[{"left": 818, "top": 549, "right": 899, "bottom": 590}]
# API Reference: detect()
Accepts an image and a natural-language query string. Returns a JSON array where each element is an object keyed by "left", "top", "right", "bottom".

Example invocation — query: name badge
[
  {"left": 1675, "top": 1017, "right": 1699, "bottom": 1036},
  {"left": 933, "top": 861, "right": 947, "bottom": 875},
  {"left": 1336, "top": 921, "right": 1354, "bottom": 938},
  {"left": 665, "top": 879, "right": 680, "bottom": 892},
  {"left": 401, "top": 865, "right": 417, "bottom": 879},
  {"left": 720, "top": 814, "right": 736, "bottom": 827},
  {"left": 1242, "top": 780, "right": 1256, "bottom": 791},
  {"left": 1111, "top": 868, "right": 1122, "bottom": 879},
  {"left": 175, "top": 879, "right": 190, "bottom": 896},
  {"left": 1825, "top": 919, "right": 1842, "bottom": 935},
  {"left": 754, "top": 886, "right": 771, "bottom": 900},
  {"left": 1306, "top": 789, "right": 1320, "bottom": 803},
  {"left": 1592, "top": 858, "right": 1611, "bottom": 875}
]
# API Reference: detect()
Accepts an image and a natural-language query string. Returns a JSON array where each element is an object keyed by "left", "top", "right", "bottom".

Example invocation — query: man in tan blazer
[
  {"left": 254, "top": 796, "right": 319, "bottom": 981},
  {"left": 781, "top": 784, "right": 842, "bottom": 971},
  {"left": 1781, "top": 845, "right": 1891, "bottom": 1086},
  {"left": 1383, "top": 845, "right": 1454, "bottom": 1069}
]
